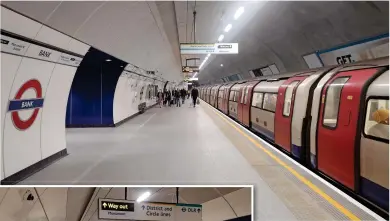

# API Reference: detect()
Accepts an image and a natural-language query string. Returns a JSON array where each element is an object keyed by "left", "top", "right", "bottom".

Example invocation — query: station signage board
[
  {"left": 175, "top": 203, "right": 202, "bottom": 221},
  {"left": 135, "top": 202, "right": 175, "bottom": 221},
  {"left": 182, "top": 66, "right": 199, "bottom": 73},
  {"left": 1, "top": 34, "right": 83, "bottom": 67},
  {"left": 98, "top": 198, "right": 136, "bottom": 220},
  {"left": 180, "top": 43, "right": 238, "bottom": 54},
  {"left": 316, "top": 33, "right": 389, "bottom": 66},
  {"left": 98, "top": 199, "right": 202, "bottom": 221}
]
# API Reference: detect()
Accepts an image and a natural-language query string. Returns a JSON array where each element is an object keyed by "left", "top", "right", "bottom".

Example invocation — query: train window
[
  {"left": 241, "top": 88, "right": 246, "bottom": 103},
  {"left": 263, "top": 93, "right": 277, "bottom": 112},
  {"left": 244, "top": 87, "right": 250, "bottom": 104},
  {"left": 283, "top": 81, "right": 299, "bottom": 117},
  {"left": 218, "top": 90, "right": 223, "bottom": 98},
  {"left": 323, "top": 77, "right": 349, "bottom": 128},
  {"left": 252, "top": 92, "right": 264, "bottom": 108},
  {"left": 364, "top": 98, "right": 389, "bottom": 142},
  {"left": 229, "top": 91, "right": 234, "bottom": 101},
  {"left": 140, "top": 86, "right": 145, "bottom": 100},
  {"left": 233, "top": 91, "right": 238, "bottom": 102}
]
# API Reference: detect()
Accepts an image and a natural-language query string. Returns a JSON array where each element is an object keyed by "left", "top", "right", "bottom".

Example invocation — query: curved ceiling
[
  {"left": 3, "top": 1, "right": 388, "bottom": 84},
  {"left": 195, "top": 1, "right": 389, "bottom": 83},
  {"left": 2, "top": 1, "right": 182, "bottom": 82}
]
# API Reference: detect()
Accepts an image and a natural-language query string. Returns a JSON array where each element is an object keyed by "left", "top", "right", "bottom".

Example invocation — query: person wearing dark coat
[
  {"left": 165, "top": 90, "right": 171, "bottom": 106},
  {"left": 180, "top": 89, "right": 186, "bottom": 104},
  {"left": 174, "top": 89, "right": 181, "bottom": 107},
  {"left": 191, "top": 87, "right": 199, "bottom": 107}
]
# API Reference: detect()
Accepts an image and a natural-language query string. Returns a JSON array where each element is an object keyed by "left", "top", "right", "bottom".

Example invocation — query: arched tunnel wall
[
  {"left": 199, "top": 1, "right": 389, "bottom": 83},
  {"left": 113, "top": 68, "right": 165, "bottom": 125}
]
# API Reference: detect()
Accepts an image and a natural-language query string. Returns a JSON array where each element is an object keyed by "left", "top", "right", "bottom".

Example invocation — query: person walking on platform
[
  {"left": 165, "top": 90, "right": 172, "bottom": 107},
  {"left": 163, "top": 90, "right": 168, "bottom": 106},
  {"left": 191, "top": 87, "right": 199, "bottom": 108},
  {"left": 157, "top": 90, "right": 163, "bottom": 108},
  {"left": 180, "top": 89, "right": 186, "bottom": 104},
  {"left": 175, "top": 90, "right": 181, "bottom": 107}
]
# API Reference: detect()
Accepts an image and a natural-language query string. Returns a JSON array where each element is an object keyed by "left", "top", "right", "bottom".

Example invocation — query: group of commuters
[{"left": 156, "top": 87, "right": 199, "bottom": 108}]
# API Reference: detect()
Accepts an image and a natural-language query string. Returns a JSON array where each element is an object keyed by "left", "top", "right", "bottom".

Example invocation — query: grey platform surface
[{"left": 20, "top": 100, "right": 381, "bottom": 220}]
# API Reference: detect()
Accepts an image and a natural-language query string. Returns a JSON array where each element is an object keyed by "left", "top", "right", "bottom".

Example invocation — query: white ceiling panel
[
  {"left": 2, "top": 1, "right": 61, "bottom": 22},
  {"left": 38, "top": 188, "right": 68, "bottom": 221},
  {"left": 46, "top": 1, "right": 105, "bottom": 36}
]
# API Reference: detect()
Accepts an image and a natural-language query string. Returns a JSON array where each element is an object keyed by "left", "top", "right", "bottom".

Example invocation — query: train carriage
[
  {"left": 237, "top": 81, "right": 260, "bottom": 127},
  {"left": 360, "top": 70, "right": 389, "bottom": 210},
  {"left": 288, "top": 67, "right": 336, "bottom": 161},
  {"left": 217, "top": 84, "right": 226, "bottom": 110},
  {"left": 206, "top": 86, "right": 212, "bottom": 103},
  {"left": 228, "top": 83, "right": 244, "bottom": 119},
  {"left": 310, "top": 58, "right": 389, "bottom": 211},
  {"left": 250, "top": 79, "right": 287, "bottom": 142},
  {"left": 200, "top": 87, "right": 205, "bottom": 100},
  {"left": 199, "top": 57, "right": 389, "bottom": 213},
  {"left": 221, "top": 83, "right": 236, "bottom": 114},
  {"left": 210, "top": 85, "right": 222, "bottom": 108},
  {"left": 273, "top": 70, "right": 322, "bottom": 158}
]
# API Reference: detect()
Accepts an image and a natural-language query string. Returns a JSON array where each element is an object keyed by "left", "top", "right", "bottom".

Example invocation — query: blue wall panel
[{"left": 65, "top": 47, "right": 126, "bottom": 127}]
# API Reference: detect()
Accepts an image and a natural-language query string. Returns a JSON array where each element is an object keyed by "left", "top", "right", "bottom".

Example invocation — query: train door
[
  {"left": 214, "top": 86, "right": 222, "bottom": 108},
  {"left": 275, "top": 76, "right": 307, "bottom": 153},
  {"left": 317, "top": 67, "right": 381, "bottom": 190},
  {"left": 242, "top": 82, "right": 259, "bottom": 127},
  {"left": 207, "top": 87, "right": 211, "bottom": 103},
  {"left": 217, "top": 86, "right": 223, "bottom": 110},
  {"left": 237, "top": 84, "right": 247, "bottom": 123},
  {"left": 209, "top": 87, "right": 214, "bottom": 106},
  {"left": 225, "top": 84, "right": 234, "bottom": 114}
]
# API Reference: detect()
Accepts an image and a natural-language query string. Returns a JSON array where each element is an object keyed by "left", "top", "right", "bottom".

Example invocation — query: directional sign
[
  {"left": 98, "top": 199, "right": 202, "bottom": 221},
  {"left": 98, "top": 199, "right": 136, "bottom": 220},
  {"left": 180, "top": 43, "right": 238, "bottom": 54},
  {"left": 182, "top": 66, "right": 199, "bottom": 73},
  {"left": 175, "top": 203, "right": 202, "bottom": 221},
  {"left": 136, "top": 202, "right": 175, "bottom": 221}
]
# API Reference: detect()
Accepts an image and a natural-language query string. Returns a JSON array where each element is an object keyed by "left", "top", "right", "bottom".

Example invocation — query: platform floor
[{"left": 20, "top": 99, "right": 382, "bottom": 220}]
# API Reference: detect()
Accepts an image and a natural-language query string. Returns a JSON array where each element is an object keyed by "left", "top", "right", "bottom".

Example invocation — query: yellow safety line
[{"left": 204, "top": 102, "right": 360, "bottom": 221}]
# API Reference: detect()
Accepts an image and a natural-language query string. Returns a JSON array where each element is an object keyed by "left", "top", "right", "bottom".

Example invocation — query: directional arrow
[
  {"left": 142, "top": 205, "right": 145, "bottom": 210},
  {"left": 103, "top": 203, "right": 107, "bottom": 208},
  {"left": 181, "top": 207, "right": 187, "bottom": 212},
  {"left": 197, "top": 208, "right": 201, "bottom": 213}
]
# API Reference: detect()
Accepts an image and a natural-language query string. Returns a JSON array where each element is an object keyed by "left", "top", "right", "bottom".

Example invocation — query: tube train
[{"left": 199, "top": 57, "right": 389, "bottom": 214}]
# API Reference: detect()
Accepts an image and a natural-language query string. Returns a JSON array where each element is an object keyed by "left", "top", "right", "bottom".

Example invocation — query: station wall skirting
[
  {"left": 225, "top": 215, "right": 251, "bottom": 221},
  {"left": 1, "top": 149, "right": 68, "bottom": 185}
]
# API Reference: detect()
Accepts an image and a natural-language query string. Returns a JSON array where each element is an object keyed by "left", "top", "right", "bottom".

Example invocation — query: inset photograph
[{"left": 0, "top": 186, "right": 252, "bottom": 221}]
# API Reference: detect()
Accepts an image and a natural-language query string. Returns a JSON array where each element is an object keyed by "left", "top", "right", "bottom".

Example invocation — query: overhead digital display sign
[{"left": 180, "top": 43, "right": 238, "bottom": 54}]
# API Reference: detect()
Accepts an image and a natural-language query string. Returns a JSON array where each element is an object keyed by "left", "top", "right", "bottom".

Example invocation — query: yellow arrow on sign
[{"left": 103, "top": 203, "right": 107, "bottom": 208}]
